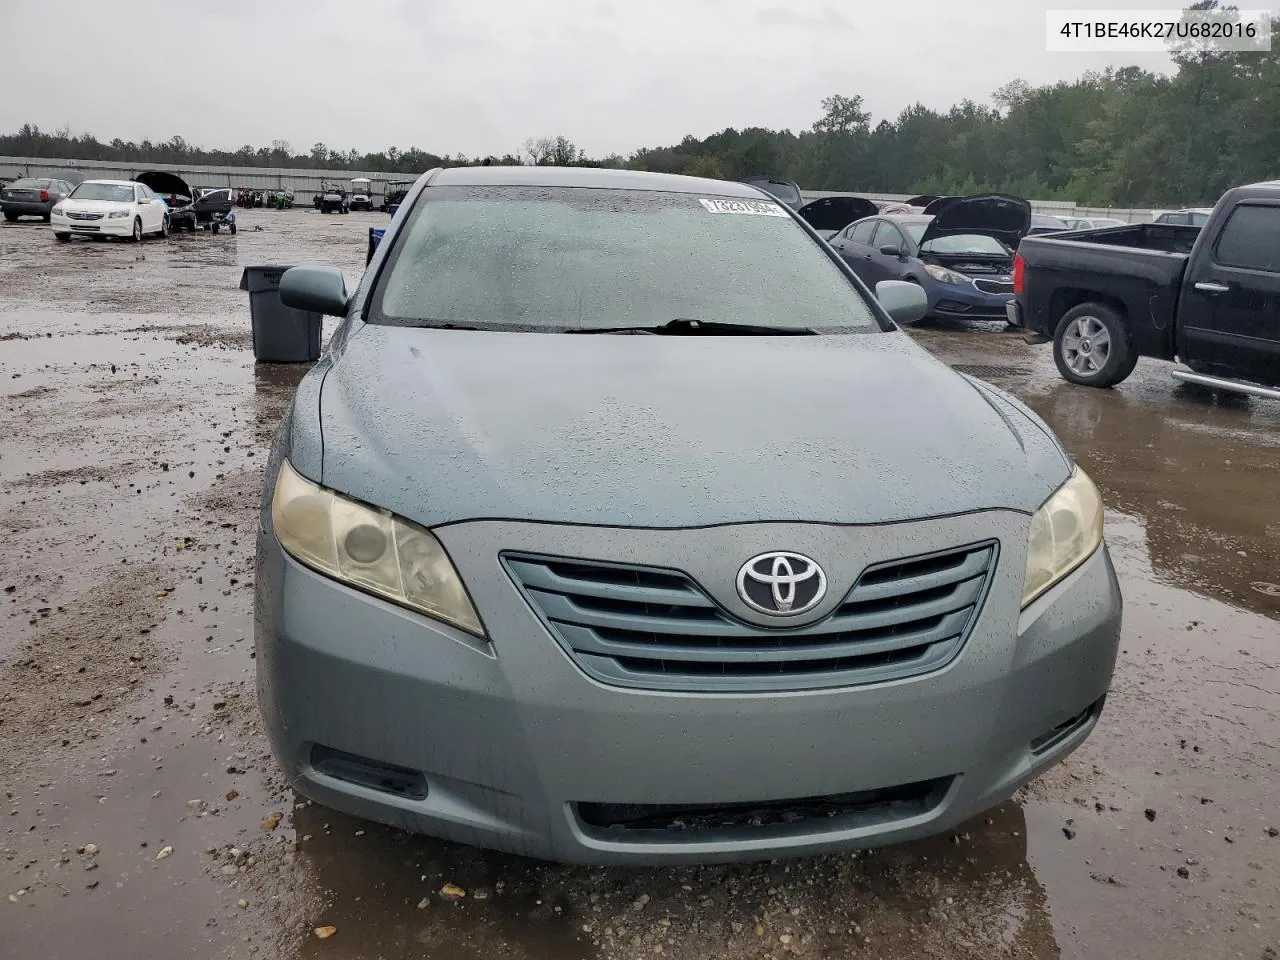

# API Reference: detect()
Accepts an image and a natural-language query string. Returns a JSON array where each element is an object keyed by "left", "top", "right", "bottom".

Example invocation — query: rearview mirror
[
  {"left": 875, "top": 280, "right": 928, "bottom": 326},
  {"left": 879, "top": 244, "right": 903, "bottom": 258},
  {"left": 279, "top": 266, "right": 349, "bottom": 317}
]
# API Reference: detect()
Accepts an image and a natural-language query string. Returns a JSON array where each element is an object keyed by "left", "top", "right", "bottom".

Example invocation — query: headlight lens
[
  {"left": 107, "top": 210, "right": 131, "bottom": 218},
  {"left": 270, "top": 459, "right": 485, "bottom": 636},
  {"left": 1022, "top": 467, "right": 1104, "bottom": 608},
  {"left": 923, "top": 264, "right": 969, "bottom": 284},
  {"left": 51, "top": 203, "right": 65, "bottom": 216}
]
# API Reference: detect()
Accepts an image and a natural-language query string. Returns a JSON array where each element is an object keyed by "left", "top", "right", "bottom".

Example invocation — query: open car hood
[
  {"left": 135, "top": 171, "right": 193, "bottom": 205},
  {"left": 795, "top": 196, "right": 879, "bottom": 233},
  {"left": 918, "top": 194, "right": 1031, "bottom": 250},
  {"left": 906, "top": 195, "right": 939, "bottom": 208}
]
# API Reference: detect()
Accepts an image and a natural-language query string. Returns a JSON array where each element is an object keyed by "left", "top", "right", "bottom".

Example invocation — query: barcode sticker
[{"left": 699, "top": 198, "right": 789, "bottom": 217}]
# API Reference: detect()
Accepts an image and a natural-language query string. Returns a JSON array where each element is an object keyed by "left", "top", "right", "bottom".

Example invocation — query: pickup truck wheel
[{"left": 1053, "top": 304, "right": 1136, "bottom": 387}]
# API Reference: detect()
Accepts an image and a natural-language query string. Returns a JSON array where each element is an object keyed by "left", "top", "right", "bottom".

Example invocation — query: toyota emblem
[{"left": 736, "top": 552, "right": 827, "bottom": 616}]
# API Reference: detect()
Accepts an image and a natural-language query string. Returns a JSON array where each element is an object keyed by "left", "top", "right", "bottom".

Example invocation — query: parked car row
[{"left": 42, "top": 171, "right": 238, "bottom": 242}]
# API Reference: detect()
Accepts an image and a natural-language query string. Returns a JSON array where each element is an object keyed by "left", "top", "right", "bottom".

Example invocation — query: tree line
[{"left": 4, "top": 4, "right": 1275, "bottom": 207}]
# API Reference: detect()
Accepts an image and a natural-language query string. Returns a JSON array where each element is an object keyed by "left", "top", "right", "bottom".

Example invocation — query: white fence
[{"left": 1, "top": 155, "right": 1160, "bottom": 221}]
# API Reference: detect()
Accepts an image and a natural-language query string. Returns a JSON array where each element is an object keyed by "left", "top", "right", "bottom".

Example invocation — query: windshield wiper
[{"left": 565, "top": 318, "right": 817, "bottom": 336}]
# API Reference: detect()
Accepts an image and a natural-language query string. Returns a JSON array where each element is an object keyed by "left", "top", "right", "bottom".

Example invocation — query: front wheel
[
  {"left": 54, "top": 232, "right": 71, "bottom": 243},
  {"left": 131, "top": 217, "right": 143, "bottom": 242},
  {"left": 1052, "top": 303, "right": 1137, "bottom": 387},
  {"left": 158, "top": 216, "right": 170, "bottom": 238},
  {"left": 229, "top": 222, "right": 237, "bottom": 235}
]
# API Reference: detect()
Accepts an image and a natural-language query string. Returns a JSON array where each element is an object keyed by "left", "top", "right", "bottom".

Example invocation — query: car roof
[
  {"left": 81, "top": 179, "right": 139, "bottom": 187},
  {"left": 430, "top": 165, "right": 767, "bottom": 198},
  {"left": 875, "top": 214, "right": 932, "bottom": 226}
]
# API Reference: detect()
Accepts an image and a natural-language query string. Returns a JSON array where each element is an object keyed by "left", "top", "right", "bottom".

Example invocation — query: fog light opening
[{"left": 310, "top": 744, "right": 428, "bottom": 800}]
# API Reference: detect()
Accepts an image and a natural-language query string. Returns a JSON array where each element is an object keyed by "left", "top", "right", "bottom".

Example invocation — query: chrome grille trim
[
  {"left": 973, "top": 278, "right": 1014, "bottom": 295},
  {"left": 504, "top": 542, "right": 998, "bottom": 693}
]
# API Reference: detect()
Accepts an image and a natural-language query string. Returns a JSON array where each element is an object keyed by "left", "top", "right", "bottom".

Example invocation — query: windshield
[
  {"left": 70, "top": 183, "right": 135, "bottom": 202},
  {"left": 917, "top": 232, "right": 1010, "bottom": 255},
  {"left": 373, "top": 186, "right": 880, "bottom": 333}
]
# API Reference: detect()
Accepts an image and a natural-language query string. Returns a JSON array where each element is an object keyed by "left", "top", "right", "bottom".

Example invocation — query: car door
[
  {"left": 1184, "top": 201, "right": 1280, "bottom": 383},
  {"left": 142, "top": 185, "right": 163, "bottom": 230},
  {"left": 831, "top": 219, "right": 880, "bottom": 283},
  {"left": 132, "top": 185, "right": 150, "bottom": 229},
  {"left": 862, "top": 221, "right": 909, "bottom": 285}
]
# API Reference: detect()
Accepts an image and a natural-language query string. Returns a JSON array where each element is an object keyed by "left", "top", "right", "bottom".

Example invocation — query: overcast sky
[{"left": 1, "top": 0, "right": 1180, "bottom": 158}]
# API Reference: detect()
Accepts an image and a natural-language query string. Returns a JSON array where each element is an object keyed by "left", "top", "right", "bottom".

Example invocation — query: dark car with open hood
[
  {"left": 134, "top": 171, "right": 199, "bottom": 231},
  {"left": 812, "top": 194, "right": 1032, "bottom": 323}
]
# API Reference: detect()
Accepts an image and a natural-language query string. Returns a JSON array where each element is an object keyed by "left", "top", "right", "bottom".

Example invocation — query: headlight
[
  {"left": 51, "top": 204, "right": 65, "bottom": 216},
  {"left": 107, "top": 210, "right": 131, "bottom": 218},
  {"left": 924, "top": 264, "right": 970, "bottom": 285},
  {"left": 1022, "top": 467, "right": 1104, "bottom": 608},
  {"left": 270, "top": 459, "right": 485, "bottom": 636}
]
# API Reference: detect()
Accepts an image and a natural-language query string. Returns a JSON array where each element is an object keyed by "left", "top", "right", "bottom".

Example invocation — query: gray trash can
[{"left": 240, "top": 265, "right": 322, "bottom": 364}]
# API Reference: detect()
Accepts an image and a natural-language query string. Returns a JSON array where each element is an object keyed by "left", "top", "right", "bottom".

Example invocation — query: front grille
[
  {"left": 574, "top": 776, "right": 953, "bottom": 838},
  {"left": 70, "top": 225, "right": 100, "bottom": 232},
  {"left": 973, "top": 278, "right": 1014, "bottom": 295},
  {"left": 504, "top": 542, "right": 997, "bottom": 693},
  {"left": 67, "top": 211, "right": 103, "bottom": 221}
]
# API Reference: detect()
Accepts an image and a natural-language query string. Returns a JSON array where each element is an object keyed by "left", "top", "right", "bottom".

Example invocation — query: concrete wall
[
  {"left": 0, "top": 155, "right": 399, "bottom": 199},
  {"left": 1, "top": 155, "right": 1159, "bottom": 221}
]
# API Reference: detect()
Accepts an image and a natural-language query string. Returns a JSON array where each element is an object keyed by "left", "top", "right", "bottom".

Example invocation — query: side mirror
[
  {"left": 878, "top": 244, "right": 903, "bottom": 258},
  {"left": 279, "top": 266, "right": 349, "bottom": 317},
  {"left": 875, "top": 280, "right": 928, "bottom": 326}
]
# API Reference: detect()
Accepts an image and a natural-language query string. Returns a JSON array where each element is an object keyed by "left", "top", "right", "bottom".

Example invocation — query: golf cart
[
  {"left": 194, "top": 187, "right": 235, "bottom": 225},
  {"left": 135, "top": 171, "right": 198, "bottom": 231},
  {"left": 317, "top": 182, "right": 349, "bottom": 214},
  {"left": 380, "top": 180, "right": 412, "bottom": 212},
  {"left": 349, "top": 178, "right": 374, "bottom": 211}
]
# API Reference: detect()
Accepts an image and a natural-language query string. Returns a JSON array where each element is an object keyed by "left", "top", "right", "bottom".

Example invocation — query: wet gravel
[{"left": 1, "top": 209, "right": 1277, "bottom": 959}]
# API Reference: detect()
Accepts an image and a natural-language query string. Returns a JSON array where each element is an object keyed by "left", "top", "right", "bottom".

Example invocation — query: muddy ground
[{"left": 1, "top": 209, "right": 1276, "bottom": 960}]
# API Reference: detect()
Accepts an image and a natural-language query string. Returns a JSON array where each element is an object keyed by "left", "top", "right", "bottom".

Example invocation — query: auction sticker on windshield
[{"left": 699, "top": 198, "right": 789, "bottom": 216}]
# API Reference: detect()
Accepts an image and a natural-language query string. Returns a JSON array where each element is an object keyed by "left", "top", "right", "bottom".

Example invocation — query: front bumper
[
  {"left": 255, "top": 512, "right": 1122, "bottom": 865},
  {"left": 50, "top": 212, "right": 136, "bottom": 236}
]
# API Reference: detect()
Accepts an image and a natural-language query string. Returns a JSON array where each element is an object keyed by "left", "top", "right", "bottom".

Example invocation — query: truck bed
[
  {"left": 1015, "top": 226, "right": 1195, "bottom": 359},
  {"left": 1047, "top": 222, "right": 1201, "bottom": 254}
]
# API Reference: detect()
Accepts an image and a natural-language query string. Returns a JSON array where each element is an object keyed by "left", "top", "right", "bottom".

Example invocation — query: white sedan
[{"left": 50, "top": 179, "right": 170, "bottom": 242}]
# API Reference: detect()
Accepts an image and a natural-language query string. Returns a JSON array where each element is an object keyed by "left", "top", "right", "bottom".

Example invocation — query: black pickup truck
[{"left": 1011, "top": 180, "right": 1280, "bottom": 398}]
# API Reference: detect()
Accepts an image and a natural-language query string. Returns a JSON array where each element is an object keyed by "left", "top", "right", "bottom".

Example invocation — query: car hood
[
  {"left": 62, "top": 199, "right": 133, "bottom": 213},
  {"left": 135, "top": 171, "right": 193, "bottom": 204},
  {"left": 796, "top": 196, "right": 879, "bottom": 232},
  {"left": 919, "top": 194, "right": 1031, "bottom": 249},
  {"left": 310, "top": 325, "right": 1070, "bottom": 529}
]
